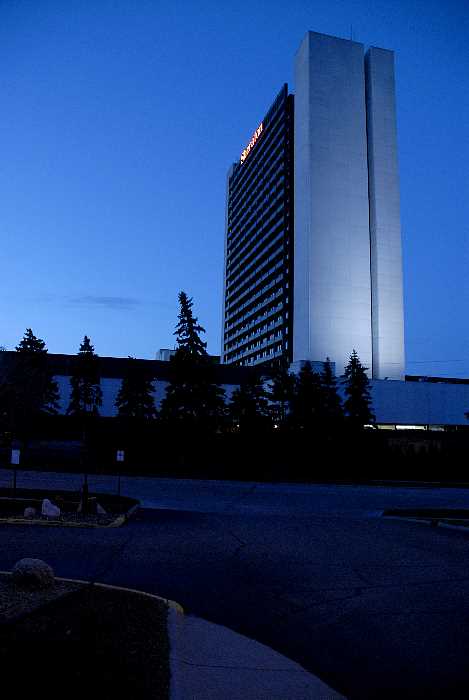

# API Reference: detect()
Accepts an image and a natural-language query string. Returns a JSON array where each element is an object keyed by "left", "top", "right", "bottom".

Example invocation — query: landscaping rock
[
  {"left": 12, "top": 558, "right": 55, "bottom": 590},
  {"left": 41, "top": 499, "right": 61, "bottom": 518},
  {"left": 24, "top": 507, "right": 37, "bottom": 519}
]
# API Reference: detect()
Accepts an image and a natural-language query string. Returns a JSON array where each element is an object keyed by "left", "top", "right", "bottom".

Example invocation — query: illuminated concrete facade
[
  {"left": 294, "top": 31, "right": 404, "bottom": 379},
  {"left": 365, "top": 47, "right": 405, "bottom": 380},
  {"left": 222, "top": 31, "right": 405, "bottom": 378}
]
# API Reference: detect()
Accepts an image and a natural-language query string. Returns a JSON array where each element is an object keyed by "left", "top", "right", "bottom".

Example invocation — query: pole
[
  {"left": 82, "top": 425, "right": 88, "bottom": 488},
  {"left": 10, "top": 446, "right": 20, "bottom": 496},
  {"left": 116, "top": 449, "right": 124, "bottom": 496},
  {"left": 80, "top": 423, "right": 89, "bottom": 513}
]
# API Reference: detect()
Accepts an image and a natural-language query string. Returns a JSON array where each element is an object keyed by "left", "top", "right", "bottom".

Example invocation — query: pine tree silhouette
[
  {"left": 2, "top": 328, "right": 59, "bottom": 445},
  {"left": 342, "top": 350, "right": 375, "bottom": 428},
  {"left": 67, "top": 336, "right": 103, "bottom": 416},
  {"left": 268, "top": 359, "right": 295, "bottom": 429},
  {"left": 290, "top": 360, "right": 324, "bottom": 431},
  {"left": 16, "top": 328, "right": 60, "bottom": 413},
  {"left": 115, "top": 358, "right": 156, "bottom": 420},
  {"left": 175, "top": 291, "right": 207, "bottom": 357},
  {"left": 160, "top": 292, "right": 225, "bottom": 431},
  {"left": 321, "top": 357, "right": 343, "bottom": 425},
  {"left": 229, "top": 374, "right": 270, "bottom": 434}
]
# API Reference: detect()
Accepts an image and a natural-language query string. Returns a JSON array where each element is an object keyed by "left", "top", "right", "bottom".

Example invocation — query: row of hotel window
[
  {"left": 227, "top": 330, "right": 284, "bottom": 359},
  {"left": 229, "top": 148, "right": 285, "bottom": 228},
  {"left": 226, "top": 226, "right": 286, "bottom": 291},
  {"left": 234, "top": 344, "right": 285, "bottom": 366},
  {"left": 229, "top": 107, "right": 287, "bottom": 207},
  {"left": 228, "top": 192, "right": 285, "bottom": 269},
  {"left": 228, "top": 159, "right": 286, "bottom": 245},
  {"left": 224, "top": 315, "right": 285, "bottom": 352},
  {"left": 226, "top": 260, "right": 284, "bottom": 310},
  {"left": 226, "top": 248, "right": 288, "bottom": 294},
  {"left": 227, "top": 196, "right": 286, "bottom": 275},
  {"left": 225, "top": 287, "right": 285, "bottom": 328},
  {"left": 229, "top": 134, "right": 285, "bottom": 213},
  {"left": 225, "top": 272, "right": 284, "bottom": 314},
  {"left": 225, "top": 297, "right": 286, "bottom": 340},
  {"left": 225, "top": 300, "right": 284, "bottom": 335},
  {"left": 228, "top": 154, "right": 286, "bottom": 243}
]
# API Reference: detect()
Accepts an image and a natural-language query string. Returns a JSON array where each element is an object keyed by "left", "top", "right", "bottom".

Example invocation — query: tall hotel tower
[
  {"left": 222, "top": 86, "right": 294, "bottom": 368},
  {"left": 222, "top": 31, "right": 405, "bottom": 380}
]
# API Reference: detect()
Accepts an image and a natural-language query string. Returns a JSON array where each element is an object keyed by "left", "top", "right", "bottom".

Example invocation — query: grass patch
[
  {"left": 0, "top": 584, "right": 170, "bottom": 699},
  {"left": 0, "top": 487, "right": 138, "bottom": 513},
  {"left": 0, "top": 488, "right": 139, "bottom": 526}
]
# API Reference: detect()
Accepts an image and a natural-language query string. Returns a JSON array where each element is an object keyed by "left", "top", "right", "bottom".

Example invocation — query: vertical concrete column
[
  {"left": 221, "top": 165, "right": 234, "bottom": 363},
  {"left": 365, "top": 48, "right": 405, "bottom": 379},
  {"left": 294, "top": 31, "right": 373, "bottom": 376}
]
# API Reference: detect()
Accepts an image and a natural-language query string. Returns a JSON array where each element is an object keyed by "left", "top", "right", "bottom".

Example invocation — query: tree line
[{"left": 0, "top": 292, "right": 375, "bottom": 445}]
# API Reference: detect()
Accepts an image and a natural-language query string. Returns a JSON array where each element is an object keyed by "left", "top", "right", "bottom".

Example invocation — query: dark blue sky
[{"left": 1, "top": 0, "right": 468, "bottom": 376}]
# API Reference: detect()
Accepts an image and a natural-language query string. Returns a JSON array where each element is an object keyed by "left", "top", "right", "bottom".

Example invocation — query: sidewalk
[{"left": 169, "top": 609, "right": 346, "bottom": 700}]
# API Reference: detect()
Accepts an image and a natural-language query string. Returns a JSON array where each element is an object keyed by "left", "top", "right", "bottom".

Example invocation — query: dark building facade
[{"left": 221, "top": 84, "right": 294, "bottom": 367}]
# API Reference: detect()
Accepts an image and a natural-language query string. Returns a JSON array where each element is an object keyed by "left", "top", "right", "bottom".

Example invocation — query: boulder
[
  {"left": 12, "top": 558, "right": 55, "bottom": 589},
  {"left": 41, "top": 499, "right": 61, "bottom": 518},
  {"left": 96, "top": 502, "right": 107, "bottom": 515},
  {"left": 23, "top": 507, "right": 37, "bottom": 519}
]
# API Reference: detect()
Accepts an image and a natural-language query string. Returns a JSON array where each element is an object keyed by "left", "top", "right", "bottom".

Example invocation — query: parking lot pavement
[
  {"left": 4, "top": 469, "right": 469, "bottom": 515},
  {"left": 2, "top": 475, "right": 469, "bottom": 697}
]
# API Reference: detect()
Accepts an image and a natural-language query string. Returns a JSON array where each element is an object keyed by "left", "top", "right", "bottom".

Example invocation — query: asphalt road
[{"left": 2, "top": 471, "right": 469, "bottom": 698}]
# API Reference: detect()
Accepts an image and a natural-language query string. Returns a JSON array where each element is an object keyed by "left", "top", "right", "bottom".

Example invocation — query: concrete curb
[
  {"left": 351, "top": 479, "right": 469, "bottom": 490},
  {"left": 438, "top": 521, "right": 469, "bottom": 533},
  {"left": 383, "top": 514, "right": 469, "bottom": 533},
  {"left": 0, "top": 517, "right": 119, "bottom": 528},
  {"left": 62, "top": 578, "right": 184, "bottom": 615},
  {"left": 0, "top": 569, "right": 183, "bottom": 614}
]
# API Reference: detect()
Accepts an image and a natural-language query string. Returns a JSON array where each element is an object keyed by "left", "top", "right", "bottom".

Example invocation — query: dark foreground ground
[
  {"left": 1, "top": 472, "right": 469, "bottom": 698},
  {"left": 0, "top": 583, "right": 169, "bottom": 699}
]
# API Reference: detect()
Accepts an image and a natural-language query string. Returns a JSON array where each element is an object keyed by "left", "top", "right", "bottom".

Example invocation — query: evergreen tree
[
  {"left": 268, "top": 359, "right": 295, "bottom": 429},
  {"left": 229, "top": 374, "right": 270, "bottom": 434},
  {"left": 67, "top": 336, "right": 102, "bottom": 416},
  {"left": 16, "top": 329, "right": 60, "bottom": 414},
  {"left": 342, "top": 349, "right": 375, "bottom": 428},
  {"left": 16, "top": 328, "right": 46, "bottom": 354},
  {"left": 321, "top": 357, "right": 343, "bottom": 426},
  {"left": 175, "top": 291, "right": 207, "bottom": 357},
  {"left": 115, "top": 358, "right": 157, "bottom": 420},
  {"left": 15, "top": 328, "right": 59, "bottom": 415},
  {"left": 1, "top": 329, "right": 59, "bottom": 441},
  {"left": 290, "top": 361, "right": 324, "bottom": 431},
  {"left": 160, "top": 292, "right": 225, "bottom": 431}
]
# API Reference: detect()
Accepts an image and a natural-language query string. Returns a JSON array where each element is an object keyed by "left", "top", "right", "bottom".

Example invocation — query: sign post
[
  {"left": 116, "top": 449, "right": 125, "bottom": 496},
  {"left": 11, "top": 448, "right": 20, "bottom": 494}
]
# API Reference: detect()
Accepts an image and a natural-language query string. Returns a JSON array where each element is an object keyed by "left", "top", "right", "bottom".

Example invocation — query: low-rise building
[{"left": 1, "top": 352, "right": 468, "bottom": 429}]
